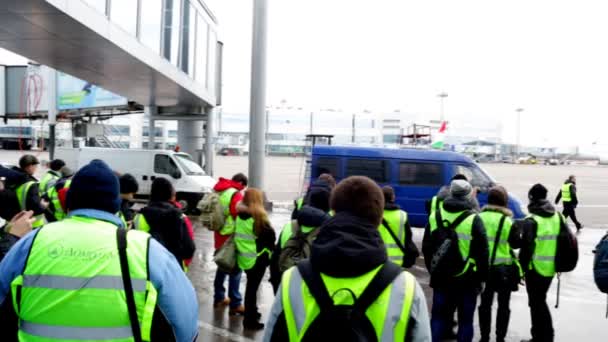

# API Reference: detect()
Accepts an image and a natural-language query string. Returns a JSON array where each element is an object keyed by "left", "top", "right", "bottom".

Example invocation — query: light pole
[
  {"left": 438, "top": 92, "right": 448, "bottom": 122},
  {"left": 516, "top": 108, "right": 524, "bottom": 157}
]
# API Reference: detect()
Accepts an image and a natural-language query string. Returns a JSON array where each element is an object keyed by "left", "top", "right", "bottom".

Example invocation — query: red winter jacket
[
  {"left": 171, "top": 200, "right": 195, "bottom": 268},
  {"left": 213, "top": 178, "right": 244, "bottom": 249}
]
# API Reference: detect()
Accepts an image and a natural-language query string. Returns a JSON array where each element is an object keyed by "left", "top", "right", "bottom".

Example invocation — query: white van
[{"left": 56, "top": 147, "right": 216, "bottom": 211}]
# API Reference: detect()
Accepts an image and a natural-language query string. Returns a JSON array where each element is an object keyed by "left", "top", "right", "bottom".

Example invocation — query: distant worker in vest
[
  {"left": 119, "top": 173, "right": 139, "bottom": 228},
  {"left": 0, "top": 164, "right": 27, "bottom": 223},
  {"left": 0, "top": 159, "right": 199, "bottom": 341},
  {"left": 38, "top": 159, "right": 65, "bottom": 196},
  {"left": 134, "top": 177, "right": 195, "bottom": 269},
  {"left": 270, "top": 181, "right": 331, "bottom": 293},
  {"left": 427, "top": 174, "right": 479, "bottom": 215},
  {"left": 423, "top": 179, "right": 489, "bottom": 342},
  {"left": 43, "top": 166, "right": 74, "bottom": 222},
  {"left": 555, "top": 175, "right": 583, "bottom": 232},
  {"left": 264, "top": 176, "right": 431, "bottom": 341},
  {"left": 10, "top": 155, "right": 46, "bottom": 229},
  {"left": 291, "top": 173, "right": 336, "bottom": 219},
  {"left": 477, "top": 186, "right": 522, "bottom": 342},
  {"left": 235, "top": 188, "right": 276, "bottom": 330},
  {"left": 212, "top": 173, "right": 248, "bottom": 315},
  {"left": 519, "top": 184, "right": 568, "bottom": 342},
  {"left": 380, "top": 185, "right": 419, "bottom": 268}
]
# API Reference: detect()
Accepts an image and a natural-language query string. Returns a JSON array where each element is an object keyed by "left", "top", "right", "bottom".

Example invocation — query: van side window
[
  {"left": 399, "top": 163, "right": 443, "bottom": 186},
  {"left": 154, "top": 155, "right": 178, "bottom": 175},
  {"left": 345, "top": 159, "right": 389, "bottom": 183},
  {"left": 314, "top": 157, "right": 340, "bottom": 178},
  {"left": 454, "top": 165, "right": 491, "bottom": 188}
]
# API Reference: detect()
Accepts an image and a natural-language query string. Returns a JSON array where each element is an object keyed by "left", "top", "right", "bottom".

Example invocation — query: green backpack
[
  {"left": 278, "top": 220, "right": 320, "bottom": 272},
  {"left": 197, "top": 192, "right": 226, "bottom": 231}
]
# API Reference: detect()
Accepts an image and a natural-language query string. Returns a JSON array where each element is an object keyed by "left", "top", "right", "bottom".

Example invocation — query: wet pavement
[{"left": 188, "top": 208, "right": 608, "bottom": 342}]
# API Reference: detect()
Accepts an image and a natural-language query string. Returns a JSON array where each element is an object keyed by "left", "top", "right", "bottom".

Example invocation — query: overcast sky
[{"left": 208, "top": 0, "right": 608, "bottom": 148}]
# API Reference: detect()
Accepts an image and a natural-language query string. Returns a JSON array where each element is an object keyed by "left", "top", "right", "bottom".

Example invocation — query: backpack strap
[
  {"left": 116, "top": 228, "right": 143, "bottom": 342},
  {"left": 490, "top": 215, "right": 507, "bottom": 266},
  {"left": 291, "top": 220, "right": 301, "bottom": 237},
  {"left": 351, "top": 262, "right": 403, "bottom": 316},
  {"left": 437, "top": 206, "right": 473, "bottom": 231},
  {"left": 382, "top": 219, "right": 406, "bottom": 254},
  {"left": 297, "top": 260, "right": 334, "bottom": 311}
]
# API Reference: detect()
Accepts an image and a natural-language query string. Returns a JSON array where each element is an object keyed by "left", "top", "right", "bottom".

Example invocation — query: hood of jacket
[
  {"left": 528, "top": 199, "right": 555, "bottom": 217},
  {"left": 296, "top": 205, "right": 330, "bottom": 227},
  {"left": 443, "top": 196, "right": 476, "bottom": 213},
  {"left": 140, "top": 201, "right": 183, "bottom": 233},
  {"left": 384, "top": 202, "right": 400, "bottom": 211},
  {"left": 481, "top": 205, "right": 513, "bottom": 217},
  {"left": 310, "top": 212, "right": 387, "bottom": 278},
  {"left": 213, "top": 177, "right": 245, "bottom": 193}
]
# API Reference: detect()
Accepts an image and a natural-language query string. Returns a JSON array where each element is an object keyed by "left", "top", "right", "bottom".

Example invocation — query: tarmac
[{"left": 1, "top": 151, "right": 607, "bottom": 341}]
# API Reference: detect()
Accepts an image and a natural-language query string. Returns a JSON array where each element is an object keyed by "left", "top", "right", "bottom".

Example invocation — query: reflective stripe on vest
[
  {"left": 561, "top": 183, "right": 572, "bottom": 203},
  {"left": 479, "top": 211, "right": 516, "bottom": 266},
  {"left": 235, "top": 217, "right": 258, "bottom": 270},
  {"left": 47, "top": 179, "right": 71, "bottom": 221},
  {"left": 430, "top": 196, "right": 440, "bottom": 214},
  {"left": 219, "top": 188, "right": 238, "bottom": 235},
  {"left": 39, "top": 171, "right": 60, "bottom": 196},
  {"left": 379, "top": 209, "right": 408, "bottom": 267},
  {"left": 428, "top": 204, "right": 477, "bottom": 276},
  {"left": 282, "top": 266, "right": 416, "bottom": 341},
  {"left": 16, "top": 181, "right": 45, "bottom": 228},
  {"left": 530, "top": 213, "right": 561, "bottom": 277},
  {"left": 11, "top": 216, "right": 157, "bottom": 342}
]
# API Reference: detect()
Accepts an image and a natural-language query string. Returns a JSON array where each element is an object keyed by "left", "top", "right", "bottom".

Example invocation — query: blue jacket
[{"left": 0, "top": 209, "right": 199, "bottom": 342}]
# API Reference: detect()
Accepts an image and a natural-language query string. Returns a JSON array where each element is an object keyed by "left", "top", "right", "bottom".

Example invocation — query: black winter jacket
[
  {"left": 139, "top": 201, "right": 195, "bottom": 265},
  {"left": 422, "top": 197, "right": 489, "bottom": 290},
  {"left": 270, "top": 205, "right": 330, "bottom": 292},
  {"left": 516, "top": 200, "right": 569, "bottom": 276}
]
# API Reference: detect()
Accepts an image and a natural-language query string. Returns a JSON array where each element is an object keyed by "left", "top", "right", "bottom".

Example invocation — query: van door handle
[{"left": 143, "top": 176, "right": 148, "bottom": 181}]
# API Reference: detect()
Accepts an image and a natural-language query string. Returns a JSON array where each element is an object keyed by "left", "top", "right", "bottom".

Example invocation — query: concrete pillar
[
  {"left": 205, "top": 110, "right": 215, "bottom": 176},
  {"left": 248, "top": 0, "right": 269, "bottom": 189},
  {"left": 178, "top": 120, "right": 204, "bottom": 165},
  {"left": 145, "top": 106, "right": 157, "bottom": 149}
]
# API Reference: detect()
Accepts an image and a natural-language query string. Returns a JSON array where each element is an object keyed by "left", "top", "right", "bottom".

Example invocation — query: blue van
[{"left": 310, "top": 145, "right": 525, "bottom": 227}]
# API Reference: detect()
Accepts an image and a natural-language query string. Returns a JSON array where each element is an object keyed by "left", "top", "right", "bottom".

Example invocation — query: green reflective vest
[
  {"left": 133, "top": 213, "right": 189, "bottom": 272},
  {"left": 10, "top": 216, "right": 157, "bottom": 341},
  {"left": 235, "top": 217, "right": 259, "bottom": 270},
  {"left": 279, "top": 222, "right": 316, "bottom": 249},
  {"left": 295, "top": 197, "right": 304, "bottom": 210},
  {"left": 430, "top": 196, "right": 441, "bottom": 215},
  {"left": 529, "top": 213, "right": 561, "bottom": 277},
  {"left": 281, "top": 265, "right": 417, "bottom": 341},
  {"left": 39, "top": 171, "right": 60, "bottom": 196},
  {"left": 219, "top": 188, "right": 238, "bottom": 235},
  {"left": 16, "top": 181, "right": 45, "bottom": 228},
  {"left": 428, "top": 204, "right": 477, "bottom": 276},
  {"left": 47, "top": 179, "right": 71, "bottom": 221},
  {"left": 561, "top": 183, "right": 572, "bottom": 203},
  {"left": 379, "top": 209, "right": 408, "bottom": 266},
  {"left": 479, "top": 211, "right": 518, "bottom": 267}
]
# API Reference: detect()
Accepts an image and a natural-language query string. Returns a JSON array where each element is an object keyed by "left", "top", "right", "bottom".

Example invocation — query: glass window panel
[
  {"left": 110, "top": 0, "right": 138, "bottom": 35},
  {"left": 195, "top": 14, "right": 208, "bottom": 84},
  {"left": 140, "top": 0, "right": 162, "bottom": 54},
  {"left": 163, "top": 0, "right": 182, "bottom": 65},
  {"left": 84, "top": 0, "right": 106, "bottom": 14},
  {"left": 346, "top": 159, "right": 389, "bottom": 183},
  {"left": 314, "top": 157, "right": 340, "bottom": 179},
  {"left": 399, "top": 163, "right": 443, "bottom": 186},
  {"left": 188, "top": 4, "right": 196, "bottom": 77},
  {"left": 207, "top": 30, "right": 217, "bottom": 94}
]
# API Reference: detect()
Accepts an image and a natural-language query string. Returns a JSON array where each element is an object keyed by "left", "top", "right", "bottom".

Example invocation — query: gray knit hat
[{"left": 450, "top": 179, "right": 473, "bottom": 200}]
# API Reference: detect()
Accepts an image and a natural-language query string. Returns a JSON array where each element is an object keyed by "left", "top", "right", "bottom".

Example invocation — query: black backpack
[
  {"left": 429, "top": 209, "right": 473, "bottom": 281},
  {"left": 297, "top": 260, "right": 403, "bottom": 342},
  {"left": 554, "top": 214, "right": 579, "bottom": 273}
]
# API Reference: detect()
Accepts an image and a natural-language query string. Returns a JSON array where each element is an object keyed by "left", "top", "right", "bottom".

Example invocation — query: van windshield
[{"left": 174, "top": 154, "right": 206, "bottom": 176}]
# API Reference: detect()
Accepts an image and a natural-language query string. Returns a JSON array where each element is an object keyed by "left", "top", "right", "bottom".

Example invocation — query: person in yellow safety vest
[
  {"left": 0, "top": 159, "right": 199, "bottom": 341},
  {"left": 423, "top": 179, "right": 489, "bottom": 342},
  {"left": 270, "top": 182, "right": 332, "bottom": 293},
  {"left": 133, "top": 178, "right": 195, "bottom": 272},
  {"left": 518, "top": 184, "right": 568, "bottom": 342},
  {"left": 427, "top": 174, "right": 481, "bottom": 216},
  {"left": 477, "top": 186, "right": 522, "bottom": 342},
  {"left": 234, "top": 188, "right": 276, "bottom": 330},
  {"left": 380, "top": 186, "right": 419, "bottom": 268},
  {"left": 264, "top": 176, "right": 431, "bottom": 341},
  {"left": 212, "top": 173, "right": 248, "bottom": 315},
  {"left": 38, "top": 159, "right": 65, "bottom": 196},
  {"left": 42, "top": 166, "right": 74, "bottom": 223},
  {"left": 291, "top": 173, "right": 336, "bottom": 219},
  {"left": 119, "top": 173, "right": 139, "bottom": 229},
  {"left": 12, "top": 155, "right": 46, "bottom": 229},
  {"left": 555, "top": 174, "right": 583, "bottom": 232}
]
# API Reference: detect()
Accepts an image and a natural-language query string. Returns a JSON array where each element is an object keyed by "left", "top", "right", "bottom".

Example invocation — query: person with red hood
[{"left": 213, "top": 173, "right": 248, "bottom": 315}]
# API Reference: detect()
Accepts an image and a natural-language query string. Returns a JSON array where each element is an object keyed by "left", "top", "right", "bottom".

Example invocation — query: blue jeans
[
  {"left": 214, "top": 269, "right": 243, "bottom": 308},
  {"left": 431, "top": 288, "right": 478, "bottom": 342}
]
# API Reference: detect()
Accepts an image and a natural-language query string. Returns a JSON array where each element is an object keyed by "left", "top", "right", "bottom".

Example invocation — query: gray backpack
[
  {"left": 198, "top": 192, "right": 229, "bottom": 231},
  {"left": 278, "top": 220, "right": 320, "bottom": 272}
]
